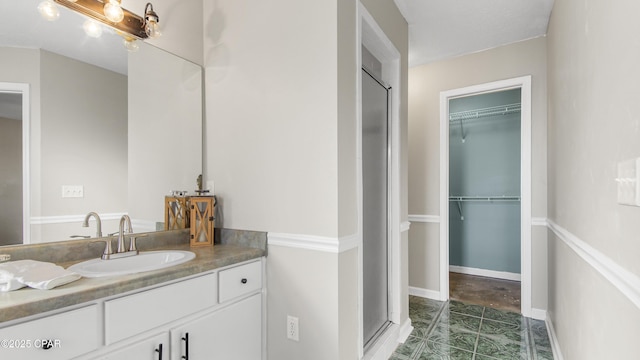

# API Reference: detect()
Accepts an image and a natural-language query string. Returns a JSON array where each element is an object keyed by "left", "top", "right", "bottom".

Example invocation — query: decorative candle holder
[
  {"left": 164, "top": 193, "right": 190, "bottom": 230},
  {"left": 189, "top": 196, "right": 215, "bottom": 247}
]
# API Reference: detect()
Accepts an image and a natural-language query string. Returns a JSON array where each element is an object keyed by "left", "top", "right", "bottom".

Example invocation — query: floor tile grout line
[{"left": 471, "top": 306, "right": 486, "bottom": 360}]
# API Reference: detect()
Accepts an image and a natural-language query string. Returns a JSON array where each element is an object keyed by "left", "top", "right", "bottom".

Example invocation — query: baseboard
[
  {"left": 397, "top": 318, "right": 413, "bottom": 343},
  {"left": 449, "top": 265, "right": 521, "bottom": 282},
  {"left": 408, "top": 286, "right": 441, "bottom": 301},
  {"left": 545, "top": 316, "right": 565, "bottom": 360},
  {"left": 530, "top": 308, "right": 546, "bottom": 321}
]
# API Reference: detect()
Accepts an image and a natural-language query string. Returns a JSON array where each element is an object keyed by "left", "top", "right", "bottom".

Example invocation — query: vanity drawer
[
  {"left": 104, "top": 273, "right": 216, "bottom": 345},
  {"left": 218, "top": 260, "right": 262, "bottom": 303},
  {"left": 0, "top": 305, "right": 98, "bottom": 360}
]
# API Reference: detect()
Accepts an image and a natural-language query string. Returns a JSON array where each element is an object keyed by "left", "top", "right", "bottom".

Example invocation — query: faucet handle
[
  {"left": 128, "top": 233, "right": 148, "bottom": 253},
  {"left": 92, "top": 239, "right": 114, "bottom": 260}
]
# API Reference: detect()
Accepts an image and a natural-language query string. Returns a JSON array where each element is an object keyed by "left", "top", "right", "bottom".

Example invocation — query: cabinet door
[
  {"left": 171, "top": 293, "right": 262, "bottom": 360},
  {"left": 98, "top": 333, "right": 168, "bottom": 360},
  {"left": 0, "top": 305, "right": 98, "bottom": 360}
]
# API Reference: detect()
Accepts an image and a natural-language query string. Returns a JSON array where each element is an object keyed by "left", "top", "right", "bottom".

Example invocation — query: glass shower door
[{"left": 361, "top": 68, "right": 390, "bottom": 348}]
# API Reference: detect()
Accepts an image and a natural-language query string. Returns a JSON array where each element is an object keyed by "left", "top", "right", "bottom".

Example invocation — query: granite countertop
[{"left": 0, "top": 229, "right": 267, "bottom": 324}]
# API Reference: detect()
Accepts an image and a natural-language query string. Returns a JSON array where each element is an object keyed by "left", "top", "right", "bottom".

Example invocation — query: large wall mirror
[{"left": 0, "top": 0, "right": 203, "bottom": 246}]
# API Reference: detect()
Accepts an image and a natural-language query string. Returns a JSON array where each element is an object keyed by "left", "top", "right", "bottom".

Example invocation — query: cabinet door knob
[
  {"left": 241, "top": 278, "right": 248, "bottom": 284},
  {"left": 155, "top": 343, "right": 163, "bottom": 360}
]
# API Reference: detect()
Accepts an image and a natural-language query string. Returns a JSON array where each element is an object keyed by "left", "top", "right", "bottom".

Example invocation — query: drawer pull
[
  {"left": 241, "top": 278, "right": 248, "bottom": 284},
  {"left": 155, "top": 343, "right": 163, "bottom": 360},
  {"left": 182, "top": 332, "right": 189, "bottom": 359}
]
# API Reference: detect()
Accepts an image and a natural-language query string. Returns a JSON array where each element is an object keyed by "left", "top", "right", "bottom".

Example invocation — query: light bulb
[
  {"left": 123, "top": 38, "right": 139, "bottom": 52},
  {"left": 83, "top": 20, "right": 103, "bottom": 38},
  {"left": 104, "top": 0, "right": 124, "bottom": 23},
  {"left": 37, "top": 0, "right": 60, "bottom": 21},
  {"left": 144, "top": 3, "right": 161, "bottom": 38},
  {"left": 145, "top": 20, "right": 161, "bottom": 38}
]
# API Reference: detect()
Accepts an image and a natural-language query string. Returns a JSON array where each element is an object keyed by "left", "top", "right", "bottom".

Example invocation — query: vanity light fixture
[
  {"left": 52, "top": 0, "right": 161, "bottom": 41},
  {"left": 143, "top": 3, "right": 161, "bottom": 38}
]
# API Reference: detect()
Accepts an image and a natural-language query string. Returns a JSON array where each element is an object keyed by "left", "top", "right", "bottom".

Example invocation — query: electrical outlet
[{"left": 287, "top": 315, "right": 299, "bottom": 341}]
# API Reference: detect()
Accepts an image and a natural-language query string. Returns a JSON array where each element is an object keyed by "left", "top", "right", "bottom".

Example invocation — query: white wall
[
  {"left": 547, "top": 0, "right": 640, "bottom": 358},
  {"left": 408, "top": 37, "right": 548, "bottom": 310},
  {"left": 203, "top": 0, "right": 407, "bottom": 358}
]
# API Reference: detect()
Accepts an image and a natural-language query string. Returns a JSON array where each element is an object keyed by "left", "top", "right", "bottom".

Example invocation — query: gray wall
[{"left": 449, "top": 89, "right": 521, "bottom": 273}]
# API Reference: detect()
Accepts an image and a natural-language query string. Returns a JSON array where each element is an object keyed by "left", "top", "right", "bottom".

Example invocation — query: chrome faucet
[{"left": 82, "top": 212, "right": 103, "bottom": 238}]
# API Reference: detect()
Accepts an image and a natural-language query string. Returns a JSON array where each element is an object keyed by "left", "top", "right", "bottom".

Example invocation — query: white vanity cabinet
[
  {"left": 94, "top": 258, "right": 264, "bottom": 359},
  {"left": 0, "top": 305, "right": 99, "bottom": 360},
  {"left": 0, "top": 258, "right": 264, "bottom": 360},
  {"left": 100, "top": 333, "right": 169, "bottom": 360},
  {"left": 170, "top": 293, "right": 262, "bottom": 359}
]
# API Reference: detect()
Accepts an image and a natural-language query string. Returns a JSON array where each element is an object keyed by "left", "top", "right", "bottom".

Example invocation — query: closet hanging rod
[
  {"left": 448, "top": 195, "right": 521, "bottom": 202},
  {"left": 449, "top": 103, "right": 521, "bottom": 122}
]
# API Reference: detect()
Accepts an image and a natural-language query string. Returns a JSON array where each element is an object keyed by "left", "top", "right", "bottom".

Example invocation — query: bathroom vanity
[{"left": 0, "top": 232, "right": 266, "bottom": 360}]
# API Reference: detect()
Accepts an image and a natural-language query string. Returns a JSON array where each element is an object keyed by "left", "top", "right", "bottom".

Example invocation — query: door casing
[{"left": 439, "top": 76, "right": 533, "bottom": 317}]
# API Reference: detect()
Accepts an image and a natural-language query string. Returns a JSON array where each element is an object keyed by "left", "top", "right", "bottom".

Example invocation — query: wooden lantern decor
[
  {"left": 189, "top": 196, "right": 215, "bottom": 247},
  {"left": 164, "top": 195, "right": 190, "bottom": 230}
]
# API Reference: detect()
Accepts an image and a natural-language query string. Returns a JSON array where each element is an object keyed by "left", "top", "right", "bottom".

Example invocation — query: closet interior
[{"left": 448, "top": 88, "right": 522, "bottom": 312}]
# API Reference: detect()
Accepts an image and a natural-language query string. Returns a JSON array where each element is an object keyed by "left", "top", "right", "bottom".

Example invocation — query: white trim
[
  {"left": 532, "top": 217, "right": 548, "bottom": 226},
  {"left": 449, "top": 265, "right": 521, "bottom": 282},
  {"left": 131, "top": 218, "right": 158, "bottom": 233},
  {"left": 400, "top": 221, "right": 410, "bottom": 232},
  {"left": 397, "top": 318, "right": 413, "bottom": 343},
  {"left": 408, "top": 214, "right": 440, "bottom": 223},
  {"left": 545, "top": 316, "right": 565, "bottom": 360},
  {"left": 30, "top": 212, "right": 126, "bottom": 225},
  {"left": 439, "top": 76, "right": 533, "bottom": 315},
  {"left": 0, "top": 82, "right": 30, "bottom": 244},
  {"left": 408, "top": 286, "right": 441, "bottom": 301},
  {"left": 547, "top": 219, "right": 640, "bottom": 310},
  {"left": 358, "top": 3, "right": 403, "bottom": 358},
  {"left": 267, "top": 232, "right": 360, "bottom": 253},
  {"left": 530, "top": 308, "right": 547, "bottom": 321},
  {"left": 362, "top": 319, "right": 413, "bottom": 360}
]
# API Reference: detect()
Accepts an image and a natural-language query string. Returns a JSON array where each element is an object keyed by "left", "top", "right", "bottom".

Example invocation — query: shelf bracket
[{"left": 455, "top": 200, "right": 464, "bottom": 220}]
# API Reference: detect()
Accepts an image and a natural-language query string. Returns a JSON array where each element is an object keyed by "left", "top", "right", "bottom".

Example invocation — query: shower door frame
[{"left": 439, "top": 76, "right": 533, "bottom": 317}]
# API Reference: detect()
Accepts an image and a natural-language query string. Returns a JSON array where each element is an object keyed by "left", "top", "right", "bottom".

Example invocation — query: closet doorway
[{"left": 439, "top": 77, "right": 532, "bottom": 317}]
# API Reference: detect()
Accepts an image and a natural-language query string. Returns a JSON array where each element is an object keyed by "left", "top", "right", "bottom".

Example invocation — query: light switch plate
[
  {"left": 617, "top": 158, "right": 640, "bottom": 206},
  {"left": 62, "top": 185, "right": 84, "bottom": 198}
]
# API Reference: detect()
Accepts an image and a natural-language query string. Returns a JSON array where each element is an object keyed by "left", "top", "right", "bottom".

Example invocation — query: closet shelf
[
  {"left": 448, "top": 195, "right": 521, "bottom": 202},
  {"left": 449, "top": 103, "right": 521, "bottom": 122}
]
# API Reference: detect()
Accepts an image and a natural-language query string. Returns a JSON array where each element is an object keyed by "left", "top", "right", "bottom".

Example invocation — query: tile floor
[{"left": 390, "top": 296, "right": 553, "bottom": 360}]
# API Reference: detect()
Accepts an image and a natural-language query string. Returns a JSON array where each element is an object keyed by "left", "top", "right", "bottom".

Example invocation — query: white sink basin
[{"left": 68, "top": 250, "right": 195, "bottom": 278}]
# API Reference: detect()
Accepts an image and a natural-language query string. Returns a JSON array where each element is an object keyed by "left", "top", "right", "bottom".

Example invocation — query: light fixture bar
[{"left": 54, "top": 0, "right": 148, "bottom": 39}]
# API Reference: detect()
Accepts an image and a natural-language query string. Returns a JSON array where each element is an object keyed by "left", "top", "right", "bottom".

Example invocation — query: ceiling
[{"left": 393, "top": 0, "right": 555, "bottom": 67}]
